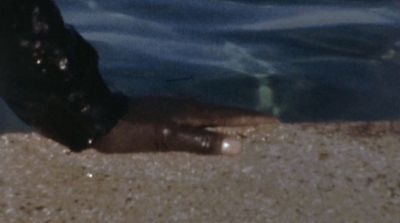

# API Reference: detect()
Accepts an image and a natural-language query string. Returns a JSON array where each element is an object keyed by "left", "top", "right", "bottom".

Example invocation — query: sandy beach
[{"left": 0, "top": 120, "right": 399, "bottom": 222}]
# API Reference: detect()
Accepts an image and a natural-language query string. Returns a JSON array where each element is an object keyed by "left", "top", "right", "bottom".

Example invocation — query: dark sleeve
[{"left": 0, "top": 0, "right": 127, "bottom": 150}]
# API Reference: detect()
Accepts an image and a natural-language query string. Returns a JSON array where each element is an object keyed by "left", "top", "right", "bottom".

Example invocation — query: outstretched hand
[{"left": 94, "top": 97, "right": 277, "bottom": 155}]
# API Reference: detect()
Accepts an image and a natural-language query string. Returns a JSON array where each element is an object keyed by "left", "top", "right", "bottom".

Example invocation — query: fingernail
[{"left": 220, "top": 137, "right": 241, "bottom": 155}]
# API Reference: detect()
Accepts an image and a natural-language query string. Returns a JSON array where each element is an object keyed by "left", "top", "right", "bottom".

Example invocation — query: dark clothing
[{"left": 0, "top": 0, "right": 127, "bottom": 150}]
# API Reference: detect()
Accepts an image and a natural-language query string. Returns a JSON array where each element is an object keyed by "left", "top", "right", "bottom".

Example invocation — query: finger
[
  {"left": 128, "top": 97, "right": 278, "bottom": 127},
  {"left": 172, "top": 104, "right": 278, "bottom": 127},
  {"left": 93, "top": 120, "right": 241, "bottom": 155},
  {"left": 157, "top": 124, "right": 241, "bottom": 155}
]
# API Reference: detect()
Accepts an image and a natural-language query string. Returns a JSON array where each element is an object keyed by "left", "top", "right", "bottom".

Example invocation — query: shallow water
[{"left": 48, "top": 1, "right": 400, "bottom": 120}]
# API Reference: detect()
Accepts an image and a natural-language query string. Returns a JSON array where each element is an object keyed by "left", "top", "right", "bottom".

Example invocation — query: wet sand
[{"left": 0, "top": 121, "right": 399, "bottom": 222}]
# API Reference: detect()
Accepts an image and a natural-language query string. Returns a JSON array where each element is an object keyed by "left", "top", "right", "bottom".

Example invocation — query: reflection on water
[{"left": 56, "top": 0, "right": 400, "bottom": 121}]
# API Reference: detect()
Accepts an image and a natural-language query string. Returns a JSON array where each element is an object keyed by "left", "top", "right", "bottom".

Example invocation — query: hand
[{"left": 93, "top": 97, "right": 277, "bottom": 155}]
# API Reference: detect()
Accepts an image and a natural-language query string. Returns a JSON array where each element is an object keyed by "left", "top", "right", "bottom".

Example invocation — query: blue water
[{"left": 54, "top": 0, "right": 400, "bottom": 121}]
